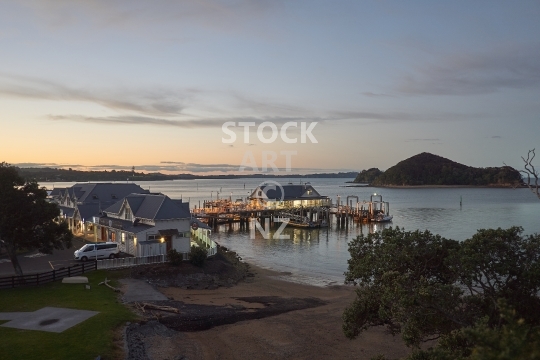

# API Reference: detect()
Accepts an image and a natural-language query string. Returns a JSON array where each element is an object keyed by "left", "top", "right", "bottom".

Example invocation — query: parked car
[{"left": 74, "top": 242, "right": 119, "bottom": 261}]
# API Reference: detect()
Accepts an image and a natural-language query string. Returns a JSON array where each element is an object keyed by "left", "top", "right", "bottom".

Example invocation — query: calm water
[{"left": 43, "top": 178, "right": 540, "bottom": 285}]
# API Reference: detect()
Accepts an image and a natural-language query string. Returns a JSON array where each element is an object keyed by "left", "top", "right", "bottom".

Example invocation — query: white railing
[
  {"left": 96, "top": 255, "right": 169, "bottom": 270},
  {"left": 202, "top": 239, "right": 218, "bottom": 257},
  {"left": 207, "top": 245, "right": 218, "bottom": 257},
  {"left": 191, "top": 228, "right": 218, "bottom": 257}
]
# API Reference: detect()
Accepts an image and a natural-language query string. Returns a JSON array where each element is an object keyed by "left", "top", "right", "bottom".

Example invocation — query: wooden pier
[{"left": 191, "top": 194, "right": 391, "bottom": 230}]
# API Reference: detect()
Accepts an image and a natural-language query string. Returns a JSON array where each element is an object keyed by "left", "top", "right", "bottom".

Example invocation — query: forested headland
[{"left": 354, "top": 152, "right": 522, "bottom": 187}]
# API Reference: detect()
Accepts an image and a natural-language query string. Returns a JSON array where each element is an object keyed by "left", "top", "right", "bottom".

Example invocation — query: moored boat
[{"left": 371, "top": 214, "right": 393, "bottom": 223}]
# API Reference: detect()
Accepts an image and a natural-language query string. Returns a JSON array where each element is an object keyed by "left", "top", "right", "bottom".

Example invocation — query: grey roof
[
  {"left": 48, "top": 187, "right": 65, "bottom": 197},
  {"left": 172, "top": 199, "right": 190, "bottom": 213},
  {"left": 250, "top": 184, "right": 326, "bottom": 200},
  {"left": 102, "top": 198, "right": 125, "bottom": 215},
  {"left": 190, "top": 217, "right": 211, "bottom": 230},
  {"left": 58, "top": 205, "right": 75, "bottom": 217},
  {"left": 103, "top": 193, "right": 191, "bottom": 220},
  {"left": 97, "top": 216, "right": 153, "bottom": 234},
  {"left": 68, "top": 183, "right": 149, "bottom": 206},
  {"left": 75, "top": 203, "right": 101, "bottom": 221}
]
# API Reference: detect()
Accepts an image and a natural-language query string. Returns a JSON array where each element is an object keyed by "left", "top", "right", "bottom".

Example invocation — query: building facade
[
  {"left": 93, "top": 193, "right": 192, "bottom": 256},
  {"left": 249, "top": 183, "right": 331, "bottom": 209}
]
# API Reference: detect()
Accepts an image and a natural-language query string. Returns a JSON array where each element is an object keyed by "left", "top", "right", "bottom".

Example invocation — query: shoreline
[
  {"left": 348, "top": 184, "right": 523, "bottom": 189},
  {"left": 127, "top": 263, "right": 410, "bottom": 360}
]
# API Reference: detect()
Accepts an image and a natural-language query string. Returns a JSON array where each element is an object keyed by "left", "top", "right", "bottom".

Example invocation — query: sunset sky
[{"left": 1, "top": 1, "right": 539, "bottom": 174}]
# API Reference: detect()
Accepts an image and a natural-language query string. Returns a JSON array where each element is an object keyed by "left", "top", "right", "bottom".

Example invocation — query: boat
[
  {"left": 371, "top": 214, "right": 393, "bottom": 223},
  {"left": 277, "top": 212, "right": 327, "bottom": 229},
  {"left": 287, "top": 219, "right": 319, "bottom": 228}
]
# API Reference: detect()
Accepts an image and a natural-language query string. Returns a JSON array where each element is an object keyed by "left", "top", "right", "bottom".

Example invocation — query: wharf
[{"left": 191, "top": 194, "right": 391, "bottom": 229}]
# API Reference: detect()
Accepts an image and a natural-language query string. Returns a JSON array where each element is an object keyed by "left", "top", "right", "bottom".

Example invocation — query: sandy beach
[{"left": 130, "top": 264, "right": 410, "bottom": 360}]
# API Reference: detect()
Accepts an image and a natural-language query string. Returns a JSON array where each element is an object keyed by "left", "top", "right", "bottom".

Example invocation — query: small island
[
  {"left": 352, "top": 168, "right": 383, "bottom": 184},
  {"left": 354, "top": 152, "right": 522, "bottom": 187}
]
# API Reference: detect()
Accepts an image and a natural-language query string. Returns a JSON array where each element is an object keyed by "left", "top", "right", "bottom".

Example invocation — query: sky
[{"left": 1, "top": 0, "right": 539, "bottom": 174}]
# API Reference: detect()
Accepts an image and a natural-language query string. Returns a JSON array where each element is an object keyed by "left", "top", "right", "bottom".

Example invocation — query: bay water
[{"left": 43, "top": 178, "right": 540, "bottom": 285}]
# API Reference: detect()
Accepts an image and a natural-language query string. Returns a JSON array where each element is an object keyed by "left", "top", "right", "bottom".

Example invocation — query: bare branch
[{"left": 520, "top": 149, "right": 540, "bottom": 199}]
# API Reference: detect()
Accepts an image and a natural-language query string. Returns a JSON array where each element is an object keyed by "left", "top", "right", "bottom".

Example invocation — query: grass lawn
[{"left": 0, "top": 269, "right": 136, "bottom": 360}]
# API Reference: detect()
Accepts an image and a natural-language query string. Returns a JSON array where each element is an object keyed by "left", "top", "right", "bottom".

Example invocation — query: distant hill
[
  {"left": 353, "top": 168, "right": 383, "bottom": 183},
  {"left": 368, "top": 153, "right": 522, "bottom": 187},
  {"left": 16, "top": 167, "right": 358, "bottom": 182}
]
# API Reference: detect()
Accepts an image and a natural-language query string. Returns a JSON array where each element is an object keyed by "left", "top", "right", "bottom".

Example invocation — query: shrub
[
  {"left": 167, "top": 249, "right": 183, "bottom": 266},
  {"left": 189, "top": 245, "right": 207, "bottom": 267}
]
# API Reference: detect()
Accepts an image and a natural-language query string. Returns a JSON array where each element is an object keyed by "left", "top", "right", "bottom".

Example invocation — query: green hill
[
  {"left": 353, "top": 168, "right": 383, "bottom": 183},
  {"left": 370, "top": 152, "right": 522, "bottom": 186}
]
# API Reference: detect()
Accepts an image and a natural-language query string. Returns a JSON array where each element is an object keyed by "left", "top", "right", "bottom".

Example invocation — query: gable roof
[
  {"left": 58, "top": 205, "right": 75, "bottom": 217},
  {"left": 172, "top": 199, "right": 190, "bottom": 212},
  {"left": 104, "top": 193, "right": 191, "bottom": 220},
  {"left": 75, "top": 203, "right": 102, "bottom": 221},
  {"left": 69, "top": 183, "right": 149, "bottom": 206},
  {"left": 96, "top": 216, "right": 154, "bottom": 234},
  {"left": 48, "top": 187, "right": 65, "bottom": 197},
  {"left": 251, "top": 184, "right": 326, "bottom": 200}
]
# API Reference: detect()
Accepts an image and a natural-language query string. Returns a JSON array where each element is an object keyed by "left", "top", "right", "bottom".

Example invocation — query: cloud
[
  {"left": 160, "top": 161, "right": 186, "bottom": 165},
  {"left": 46, "top": 108, "right": 482, "bottom": 129},
  {"left": 397, "top": 43, "right": 540, "bottom": 95},
  {"left": 12, "top": 162, "right": 83, "bottom": 168},
  {"left": 405, "top": 138, "right": 441, "bottom": 142},
  {"left": 20, "top": 0, "right": 284, "bottom": 34},
  {"left": 2, "top": 73, "right": 485, "bottom": 130},
  {"left": 330, "top": 111, "right": 481, "bottom": 123},
  {"left": 362, "top": 92, "right": 394, "bottom": 98},
  {"left": 46, "top": 114, "right": 329, "bottom": 128},
  {"left": 0, "top": 73, "right": 188, "bottom": 117},
  {"left": 491, "top": 135, "right": 502, "bottom": 139}
]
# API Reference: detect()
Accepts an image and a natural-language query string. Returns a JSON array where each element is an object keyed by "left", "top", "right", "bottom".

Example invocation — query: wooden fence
[
  {"left": 0, "top": 262, "right": 97, "bottom": 289},
  {"left": 1, "top": 249, "right": 217, "bottom": 289}
]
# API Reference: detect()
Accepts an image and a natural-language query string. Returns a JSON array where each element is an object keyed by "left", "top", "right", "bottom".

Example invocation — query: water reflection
[{"left": 212, "top": 216, "right": 394, "bottom": 284}]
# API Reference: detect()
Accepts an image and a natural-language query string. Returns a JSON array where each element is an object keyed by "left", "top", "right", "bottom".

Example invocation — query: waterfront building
[
  {"left": 92, "top": 193, "right": 192, "bottom": 256},
  {"left": 54, "top": 183, "right": 149, "bottom": 235},
  {"left": 249, "top": 183, "right": 331, "bottom": 209}
]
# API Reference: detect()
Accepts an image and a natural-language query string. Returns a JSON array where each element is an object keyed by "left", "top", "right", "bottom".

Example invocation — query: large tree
[
  {"left": 343, "top": 226, "right": 540, "bottom": 359},
  {"left": 0, "top": 162, "right": 72, "bottom": 276}
]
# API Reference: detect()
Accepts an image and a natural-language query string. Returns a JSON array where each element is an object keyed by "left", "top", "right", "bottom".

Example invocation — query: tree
[
  {"left": 520, "top": 148, "right": 539, "bottom": 199},
  {"left": 343, "top": 226, "right": 540, "bottom": 359},
  {"left": 405, "top": 301, "right": 540, "bottom": 360},
  {"left": 343, "top": 227, "right": 464, "bottom": 347},
  {"left": 0, "top": 162, "right": 72, "bottom": 276},
  {"left": 353, "top": 168, "right": 383, "bottom": 184}
]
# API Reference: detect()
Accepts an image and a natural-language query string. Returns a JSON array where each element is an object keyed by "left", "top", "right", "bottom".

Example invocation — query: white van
[{"left": 74, "top": 242, "right": 119, "bottom": 261}]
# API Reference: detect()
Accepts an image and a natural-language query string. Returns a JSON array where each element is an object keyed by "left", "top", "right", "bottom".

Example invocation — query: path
[{"left": 120, "top": 278, "right": 168, "bottom": 303}]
